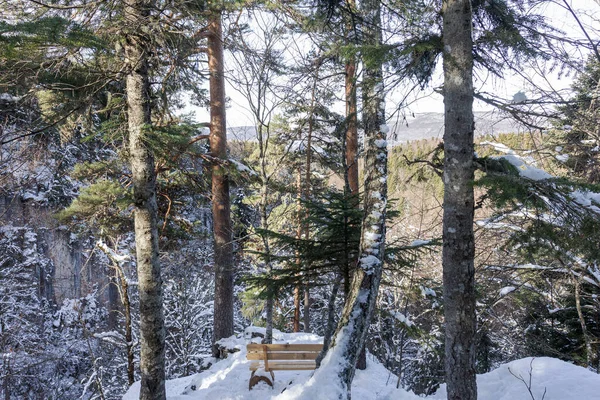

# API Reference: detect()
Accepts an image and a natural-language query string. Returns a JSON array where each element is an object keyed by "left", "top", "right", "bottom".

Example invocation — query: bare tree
[{"left": 228, "top": 10, "right": 293, "bottom": 343}]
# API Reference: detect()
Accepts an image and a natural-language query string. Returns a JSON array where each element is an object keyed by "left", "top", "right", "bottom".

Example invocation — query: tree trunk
[
  {"left": 259, "top": 163, "right": 274, "bottom": 344},
  {"left": 97, "top": 241, "right": 136, "bottom": 386},
  {"left": 343, "top": 3, "right": 365, "bottom": 369},
  {"left": 208, "top": 9, "right": 235, "bottom": 357},
  {"left": 118, "top": 266, "right": 135, "bottom": 386},
  {"left": 107, "top": 274, "right": 119, "bottom": 330},
  {"left": 294, "top": 167, "right": 302, "bottom": 333},
  {"left": 345, "top": 21, "right": 359, "bottom": 198},
  {"left": 316, "top": 277, "right": 341, "bottom": 368},
  {"left": 574, "top": 276, "right": 593, "bottom": 368},
  {"left": 303, "top": 286, "right": 311, "bottom": 333},
  {"left": 442, "top": 1, "right": 477, "bottom": 399},
  {"left": 319, "top": 0, "right": 386, "bottom": 396},
  {"left": 302, "top": 79, "right": 316, "bottom": 334},
  {"left": 124, "top": 1, "right": 166, "bottom": 398}
]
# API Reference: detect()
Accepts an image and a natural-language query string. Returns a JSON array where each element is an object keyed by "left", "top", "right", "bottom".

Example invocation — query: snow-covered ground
[{"left": 123, "top": 329, "right": 600, "bottom": 400}]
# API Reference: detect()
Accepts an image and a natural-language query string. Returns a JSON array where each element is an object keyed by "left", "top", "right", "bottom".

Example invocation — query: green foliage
[
  {"left": 57, "top": 180, "right": 132, "bottom": 236},
  {"left": 553, "top": 56, "right": 600, "bottom": 183},
  {"left": 246, "top": 189, "right": 362, "bottom": 295},
  {"left": 388, "top": 139, "right": 444, "bottom": 214},
  {"left": 390, "top": 34, "right": 442, "bottom": 88},
  {"left": 0, "top": 17, "right": 105, "bottom": 59}
]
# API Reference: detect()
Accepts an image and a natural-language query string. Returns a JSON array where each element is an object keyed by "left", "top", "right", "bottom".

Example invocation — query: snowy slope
[{"left": 123, "top": 331, "right": 600, "bottom": 400}]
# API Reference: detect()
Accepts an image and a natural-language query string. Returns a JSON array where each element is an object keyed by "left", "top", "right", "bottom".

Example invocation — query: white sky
[{"left": 184, "top": 1, "right": 599, "bottom": 128}]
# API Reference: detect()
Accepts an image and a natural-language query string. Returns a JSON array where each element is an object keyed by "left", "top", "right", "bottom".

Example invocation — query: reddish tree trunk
[
  {"left": 208, "top": 10, "right": 235, "bottom": 357},
  {"left": 345, "top": 57, "right": 359, "bottom": 197}
]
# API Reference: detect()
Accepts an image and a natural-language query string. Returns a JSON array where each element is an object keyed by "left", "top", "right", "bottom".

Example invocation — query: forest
[{"left": 1, "top": 0, "right": 600, "bottom": 399}]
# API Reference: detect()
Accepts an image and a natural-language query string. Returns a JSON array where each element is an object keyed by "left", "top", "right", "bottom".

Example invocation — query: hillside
[{"left": 228, "top": 111, "right": 526, "bottom": 144}]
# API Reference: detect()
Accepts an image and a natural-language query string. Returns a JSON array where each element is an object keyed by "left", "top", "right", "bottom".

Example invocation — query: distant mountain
[
  {"left": 228, "top": 111, "right": 528, "bottom": 146},
  {"left": 386, "top": 111, "right": 526, "bottom": 145},
  {"left": 228, "top": 126, "right": 259, "bottom": 142}
]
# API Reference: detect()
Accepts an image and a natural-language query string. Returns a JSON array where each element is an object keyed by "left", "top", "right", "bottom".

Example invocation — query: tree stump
[{"left": 249, "top": 370, "right": 275, "bottom": 390}]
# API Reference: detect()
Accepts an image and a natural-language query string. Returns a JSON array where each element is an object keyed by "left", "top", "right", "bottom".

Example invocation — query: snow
[
  {"left": 364, "top": 232, "right": 381, "bottom": 243},
  {"left": 360, "top": 254, "right": 380, "bottom": 274},
  {"left": 435, "top": 357, "right": 600, "bottom": 400},
  {"left": 0, "top": 93, "right": 21, "bottom": 102},
  {"left": 500, "top": 154, "right": 553, "bottom": 180},
  {"left": 420, "top": 286, "right": 437, "bottom": 298},
  {"left": 480, "top": 141, "right": 600, "bottom": 215},
  {"left": 230, "top": 159, "right": 257, "bottom": 176},
  {"left": 480, "top": 141, "right": 552, "bottom": 181},
  {"left": 392, "top": 311, "right": 414, "bottom": 327},
  {"left": 375, "top": 138, "right": 387, "bottom": 148},
  {"left": 123, "top": 333, "right": 600, "bottom": 400},
  {"left": 499, "top": 286, "right": 516, "bottom": 296},
  {"left": 571, "top": 189, "right": 600, "bottom": 214},
  {"left": 410, "top": 239, "right": 431, "bottom": 247}
]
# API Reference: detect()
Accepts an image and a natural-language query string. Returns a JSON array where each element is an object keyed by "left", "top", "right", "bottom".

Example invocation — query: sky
[{"left": 184, "top": 1, "right": 599, "bottom": 128}]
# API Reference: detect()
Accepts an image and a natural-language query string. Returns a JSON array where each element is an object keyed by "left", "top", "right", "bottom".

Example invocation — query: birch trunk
[
  {"left": 342, "top": 2, "right": 366, "bottom": 369},
  {"left": 320, "top": 0, "right": 387, "bottom": 396},
  {"left": 124, "top": 0, "right": 166, "bottom": 397},
  {"left": 208, "top": 9, "right": 235, "bottom": 356},
  {"left": 442, "top": 1, "right": 477, "bottom": 399}
]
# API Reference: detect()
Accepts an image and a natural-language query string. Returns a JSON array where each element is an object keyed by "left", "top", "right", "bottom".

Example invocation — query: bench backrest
[{"left": 246, "top": 344, "right": 323, "bottom": 366}]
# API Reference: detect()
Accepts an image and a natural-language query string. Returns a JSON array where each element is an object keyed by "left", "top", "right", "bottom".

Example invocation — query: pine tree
[{"left": 207, "top": 7, "right": 235, "bottom": 358}]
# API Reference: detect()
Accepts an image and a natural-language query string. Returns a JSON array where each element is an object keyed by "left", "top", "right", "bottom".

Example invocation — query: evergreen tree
[
  {"left": 441, "top": 1, "right": 477, "bottom": 399},
  {"left": 122, "top": 0, "right": 166, "bottom": 398},
  {"left": 207, "top": 6, "right": 235, "bottom": 358}
]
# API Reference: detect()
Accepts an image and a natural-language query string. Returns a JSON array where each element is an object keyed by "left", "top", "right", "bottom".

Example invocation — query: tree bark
[
  {"left": 574, "top": 276, "right": 593, "bottom": 368},
  {"left": 442, "top": 1, "right": 477, "bottom": 399},
  {"left": 343, "top": 1, "right": 366, "bottom": 369},
  {"left": 294, "top": 167, "right": 302, "bottom": 333},
  {"left": 124, "top": 0, "right": 166, "bottom": 398},
  {"left": 303, "top": 286, "right": 311, "bottom": 333},
  {"left": 208, "top": 9, "right": 235, "bottom": 357},
  {"left": 345, "top": 37, "right": 359, "bottom": 196},
  {"left": 316, "top": 277, "right": 341, "bottom": 368},
  {"left": 259, "top": 160, "right": 274, "bottom": 344},
  {"left": 117, "top": 264, "right": 135, "bottom": 386},
  {"left": 302, "top": 78, "right": 317, "bottom": 334},
  {"left": 320, "top": 0, "right": 387, "bottom": 396}
]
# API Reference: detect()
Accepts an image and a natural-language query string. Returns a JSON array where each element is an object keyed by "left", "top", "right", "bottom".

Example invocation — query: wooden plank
[
  {"left": 249, "top": 361, "right": 317, "bottom": 371},
  {"left": 263, "top": 345, "right": 269, "bottom": 371},
  {"left": 246, "top": 352, "right": 319, "bottom": 361},
  {"left": 247, "top": 344, "right": 323, "bottom": 352}
]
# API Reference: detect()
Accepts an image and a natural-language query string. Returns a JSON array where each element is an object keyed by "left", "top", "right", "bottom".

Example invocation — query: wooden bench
[{"left": 246, "top": 343, "right": 323, "bottom": 390}]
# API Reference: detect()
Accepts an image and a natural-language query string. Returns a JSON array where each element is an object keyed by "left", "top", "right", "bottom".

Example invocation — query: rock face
[{"left": 0, "top": 194, "right": 105, "bottom": 305}]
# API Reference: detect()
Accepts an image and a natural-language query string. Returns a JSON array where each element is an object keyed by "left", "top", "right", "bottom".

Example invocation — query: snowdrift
[{"left": 123, "top": 330, "right": 600, "bottom": 400}]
